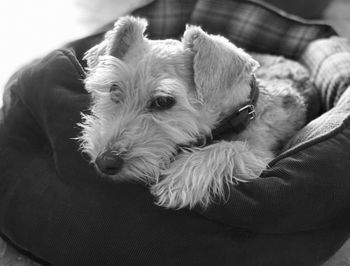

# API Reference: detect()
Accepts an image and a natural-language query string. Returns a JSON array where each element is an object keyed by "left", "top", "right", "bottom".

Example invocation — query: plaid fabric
[
  {"left": 190, "top": 0, "right": 336, "bottom": 58},
  {"left": 132, "top": 0, "right": 336, "bottom": 58},
  {"left": 133, "top": 0, "right": 197, "bottom": 38},
  {"left": 131, "top": 0, "right": 350, "bottom": 110},
  {"left": 302, "top": 37, "right": 350, "bottom": 110}
]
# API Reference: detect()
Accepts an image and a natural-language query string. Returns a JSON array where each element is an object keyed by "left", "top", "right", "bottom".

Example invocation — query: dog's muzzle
[{"left": 95, "top": 150, "right": 124, "bottom": 175}]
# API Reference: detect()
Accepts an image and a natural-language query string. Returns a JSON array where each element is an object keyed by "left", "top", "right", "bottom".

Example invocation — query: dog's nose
[{"left": 95, "top": 150, "right": 124, "bottom": 175}]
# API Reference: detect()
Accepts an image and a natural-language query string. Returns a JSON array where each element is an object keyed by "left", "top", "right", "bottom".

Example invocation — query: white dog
[{"left": 79, "top": 16, "right": 307, "bottom": 209}]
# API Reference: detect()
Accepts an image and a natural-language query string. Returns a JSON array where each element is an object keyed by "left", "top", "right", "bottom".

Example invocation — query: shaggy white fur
[{"left": 79, "top": 16, "right": 307, "bottom": 209}]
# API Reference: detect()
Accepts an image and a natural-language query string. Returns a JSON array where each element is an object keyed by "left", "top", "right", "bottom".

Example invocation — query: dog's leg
[{"left": 151, "top": 141, "right": 271, "bottom": 209}]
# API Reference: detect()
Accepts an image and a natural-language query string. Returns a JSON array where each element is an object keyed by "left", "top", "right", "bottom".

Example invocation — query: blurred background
[
  {"left": 0, "top": 0, "right": 153, "bottom": 106},
  {"left": 0, "top": 0, "right": 349, "bottom": 265}
]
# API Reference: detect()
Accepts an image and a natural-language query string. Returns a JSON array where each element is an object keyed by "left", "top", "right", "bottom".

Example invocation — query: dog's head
[{"left": 79, "top": 16, "right": 258, "bottom": 183}]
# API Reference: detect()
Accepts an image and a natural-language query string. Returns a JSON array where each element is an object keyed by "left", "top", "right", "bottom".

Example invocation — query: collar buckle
[{"left": 238, "top": 104, "right": 256, "bottom": 120}]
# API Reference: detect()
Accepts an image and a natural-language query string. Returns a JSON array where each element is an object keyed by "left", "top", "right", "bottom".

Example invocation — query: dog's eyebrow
[
  {"left": 156, "top": 78, "right": 185, "bottom": 94},
  {"left": 87, "top": 55, "right": 134, "bottom": 90},
  {"left": 150, "top": 89, "right": 176, "bottom": 102},
  {"left": 153, "top": 89, "right": 173, "bottom": 95}
]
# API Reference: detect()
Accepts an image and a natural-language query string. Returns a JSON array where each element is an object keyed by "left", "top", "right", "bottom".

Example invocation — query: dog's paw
[
  {"left": 151, "top": 179, "right": 191, "bottom": 209},
  {"left": 151, "top": 141, "right": 267, "bottom": 209},
  {"left": 151, "top": 176, "right": 212, "bottom": 209},
  {"left": 151, "top": 146, "right": 224, "bottom": 209}
]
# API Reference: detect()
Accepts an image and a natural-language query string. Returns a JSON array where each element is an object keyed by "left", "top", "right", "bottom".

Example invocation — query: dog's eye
[
  {"left": 149, "top": 96, "right": 176, "bottom": 111},
  {"left": 110, "top": 83, "right": 124, "bottom": 103},
  {"left": 110, "top": 83, "right": 121, "bottom": 93}
]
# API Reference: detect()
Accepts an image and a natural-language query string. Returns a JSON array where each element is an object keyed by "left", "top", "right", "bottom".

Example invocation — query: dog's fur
[{"left": 79, "top": 16, "right": 307, "bottom": 209}]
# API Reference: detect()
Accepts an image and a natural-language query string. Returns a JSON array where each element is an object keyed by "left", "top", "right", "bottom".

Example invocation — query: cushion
[{"left": 1, "top": 0, "right": 350, "bottom": 265}]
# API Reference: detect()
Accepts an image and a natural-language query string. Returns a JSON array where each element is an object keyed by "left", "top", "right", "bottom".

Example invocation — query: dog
[{"left": 78, "top": 16, "right": 307, "bottom": 209}]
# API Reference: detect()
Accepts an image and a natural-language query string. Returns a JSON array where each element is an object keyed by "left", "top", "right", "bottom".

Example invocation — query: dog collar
[
  {"left": 177, "top": 75, "right": 259, "bottom": 150},
  {"left": 211, "top": 74, "right": 259, "bottom": 140}
]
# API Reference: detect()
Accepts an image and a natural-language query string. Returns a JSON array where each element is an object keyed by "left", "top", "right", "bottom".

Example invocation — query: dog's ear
[
  {"left": 182, "top": 26, "right": 259, "bottom": 105},
  {"left": 84, "top": 16, "right": 148, "bottom": 68}
]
